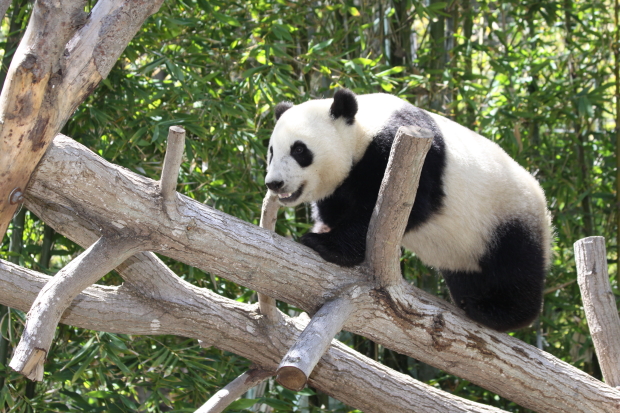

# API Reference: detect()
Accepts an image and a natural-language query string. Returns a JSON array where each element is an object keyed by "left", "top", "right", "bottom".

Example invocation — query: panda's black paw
[{"left": 300, "top": 232, "right": 364, "bottom": 267}]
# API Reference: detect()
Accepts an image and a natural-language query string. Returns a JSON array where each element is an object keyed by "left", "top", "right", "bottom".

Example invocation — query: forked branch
[{"left": 9, "top": 236, "right": 141, "bottom": 380}]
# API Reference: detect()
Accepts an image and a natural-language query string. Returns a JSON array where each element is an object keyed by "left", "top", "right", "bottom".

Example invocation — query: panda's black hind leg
[{"left": 442, "top": 220, "right": 546, "bottom": 332}]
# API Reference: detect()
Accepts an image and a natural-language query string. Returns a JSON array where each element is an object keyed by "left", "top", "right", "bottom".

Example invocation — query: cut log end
[
  {"left": 10, "top": 347, "right": 47, "bottom": 381},
  {"left": 276, "top": 366, "right": 307, "bottom": 392}
]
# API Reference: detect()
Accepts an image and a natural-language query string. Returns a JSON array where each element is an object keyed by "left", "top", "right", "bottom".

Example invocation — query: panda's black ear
[
  {"left": 330, "top": 89, "right": 358, "bottom": 125},
  {"left": 275, "top": 102, "right": 294, "bottom": 121}
]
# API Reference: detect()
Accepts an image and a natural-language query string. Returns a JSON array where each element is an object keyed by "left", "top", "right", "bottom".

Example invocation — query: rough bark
[
  {"left": 366, "top": 125, "right": 433, "bottom": 288},
  {"left": 0, "top": 0, "right": 165, "bottom": 238},
  {"left": 13, "top": 133, "right": 620, "bottom": 413},
  {"left": 0, "top": 259, "right": 506, "bottom": 413},
  {"left": 276, "top": 296, "right": 355, "bottom": 391},
  {"left": 574, "top": 237, "right": 620, "bottom": 387}
]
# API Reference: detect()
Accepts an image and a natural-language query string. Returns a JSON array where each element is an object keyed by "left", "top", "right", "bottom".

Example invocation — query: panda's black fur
[{"left": 268, "top": 89, "right": 550, "bottom": 332}]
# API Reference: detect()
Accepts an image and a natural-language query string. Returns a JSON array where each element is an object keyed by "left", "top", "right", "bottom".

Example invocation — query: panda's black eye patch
[
  {"left": 269, "top": 146, "right": 273, "bottom": 164},
  {"left": 290, "top": 140, "right": 313, "bottom": 167}
]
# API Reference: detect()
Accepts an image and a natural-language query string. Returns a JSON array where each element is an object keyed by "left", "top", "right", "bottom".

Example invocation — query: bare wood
[
  {"left": 9, "top": 236, "right": 141, "bottom": 380},
  {"left": 20, "top": 134, "right": 620, "bottom": 412},
  {"left": 160, "top": 126, "right": 186, "bottom": 204},
  {"left": 277, "top": 296, "right": 355, "bottom": 391},
  {"left": 0, "top": 259, "right": 508, "bottom": 413},
  {"left": 574, "top": 236, "right": 620, "bottom": 387},
  {"left": 196, "top": 369, "right": 274, "bottom": 413},
  {"left": 0, "top": 0, "right": 87, "bottom": 237},
  {"left": 257, "top": 192, "right": 280, "bottom": 321},
  {"left": 0, "top": 0, "right": 166, "bottom": 239},
  {"left": 365, "top": 125, "right": 433, "bottom": 288}
]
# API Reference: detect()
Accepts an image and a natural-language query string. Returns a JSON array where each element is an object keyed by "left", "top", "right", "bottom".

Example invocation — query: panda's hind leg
[{"left": 441, "top": 219, "right": 546, "bottom": 332}]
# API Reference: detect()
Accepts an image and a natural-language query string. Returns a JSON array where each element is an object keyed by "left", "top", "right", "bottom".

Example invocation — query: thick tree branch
[
  {"left": 366, "top": 125, "right": 433, "bottom": 288},
  {"left": 574, "top": 236, "right": 620, "bottom": 387},
  {"left": 0, "top": 259, "right": 507, "bottom": 413},
  {"left": 0, "top": 0, "right": 166, "bottom": 238},
  {"left": 18, "top": 134, "right": 620, "bottom": 412},
  {"left": 0, "top": 0, "right": 87, "bottom": 236}
]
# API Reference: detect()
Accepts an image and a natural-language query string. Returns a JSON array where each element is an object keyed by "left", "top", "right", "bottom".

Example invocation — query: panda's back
[{"left": 351, "top": 94, "right": 550, "bottom": 273}]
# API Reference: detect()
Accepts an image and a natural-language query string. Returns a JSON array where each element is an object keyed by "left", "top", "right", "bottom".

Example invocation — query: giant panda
[{"left": 264, "top": 88, "right": 552, "bottom": 332}]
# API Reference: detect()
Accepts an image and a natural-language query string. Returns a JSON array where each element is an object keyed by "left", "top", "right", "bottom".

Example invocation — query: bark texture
[
  {"left": 0, "top": 0, "right": 165, "bottom": 237},
  {"left": 0, "top": 259, "right": 506, "bottom": 413},
  {"left": 10, "top": 133, "right": 620, "bottom": 413},
  {"left": 575, "top": 237, "right": 620, "bottom": 387}
]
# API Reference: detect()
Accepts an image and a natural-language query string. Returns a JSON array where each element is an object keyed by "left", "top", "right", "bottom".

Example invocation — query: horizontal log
[
  {"left": 0, "top": 259, "right": 506, "bottom": 413},
  {"left": 21, "top": 134, "right": 620, "bottom": 412}
]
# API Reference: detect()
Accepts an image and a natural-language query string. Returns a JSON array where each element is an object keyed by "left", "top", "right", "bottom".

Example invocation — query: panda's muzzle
[{"left": 271, "top": 184, "right": 304, "bottom": 204}]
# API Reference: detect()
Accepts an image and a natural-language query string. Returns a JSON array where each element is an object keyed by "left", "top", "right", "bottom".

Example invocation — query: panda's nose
[{"left": 266, "top": 180, "right": 284, "bottom": 191}]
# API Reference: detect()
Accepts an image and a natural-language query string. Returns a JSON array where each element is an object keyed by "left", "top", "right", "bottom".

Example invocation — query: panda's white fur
[
  {"left": 404, "top": 112, "right": 551, "bottom": 272},
  {"left": 265, "top": 89, "right": 552, "bottom": 331}
]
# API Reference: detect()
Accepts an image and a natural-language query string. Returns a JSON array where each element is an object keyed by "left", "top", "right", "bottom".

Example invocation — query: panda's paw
[{"left": 300, "top": 232, "right": 364, "bottom": 267}]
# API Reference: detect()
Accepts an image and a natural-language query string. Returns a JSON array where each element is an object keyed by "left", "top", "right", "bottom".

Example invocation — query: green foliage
[{"left": 1, "top": 0, "right": 619, "bottom": 411}]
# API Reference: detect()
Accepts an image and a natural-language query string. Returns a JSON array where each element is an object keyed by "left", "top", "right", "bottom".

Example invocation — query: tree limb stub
[
  {"left": 0, "top": 259, "right": 508, "bottom": 413},
  {"left": 257, "top": 192, "right": 280, "bottom": 321},
  {"left": 574, "top": 236, "right": 620, "bottom": 387},
  {"left": 277, "top": 295, "right": 356, "bottom": 391},
  {"left": 0, "top": 0, "right": 166, "bottom": 238},
  {"left": 196, "top": 369, "right": 275, "bottom": 413},
  {"left": 21, "top": 134, "right": 620, "bottom": 413},
  {"left": 160, "top": 125, "right": 186, "bottom": 207},
  {"left": 9, "top": 236, "right": 142, "bottom": 380},
  {"left": 366, "top": 125, "right": 433, "bottom": 288}
]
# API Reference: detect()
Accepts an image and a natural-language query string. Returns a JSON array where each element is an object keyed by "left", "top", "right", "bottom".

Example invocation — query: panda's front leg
[{"left": 300, "top": 223, "right": 368, "bottom": 267}]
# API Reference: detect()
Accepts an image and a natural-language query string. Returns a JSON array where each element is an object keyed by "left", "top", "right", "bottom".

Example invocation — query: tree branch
[
  {"left": 277, "top": 295, "right": 355, "bottom": 391},
  {"left": 196, "top": 369, "right": 274, "bottom": 413},
  {"left": 9, "top": 236, "right": 142, "bottom": 380},
  {"left": 160, "top": 125, "right": 186, "bottom": 206},
  {"left": 257, "top": 192, "right": 280, "bottom": 321},
  {"left": 365, "top": 125, "right": 433, "bottom": 288},
  {"left": 18, "top": 134, "right": 620, "bottom": 413},
  {"left": 574, "top": 236, "right": 620, "bottom": 387},
  {"left": 0, "top": 259, "right": 508, "bottom": 413}
]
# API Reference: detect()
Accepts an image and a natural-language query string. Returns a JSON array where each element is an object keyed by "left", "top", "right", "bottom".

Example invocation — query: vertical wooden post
[{"left": 574, "top": 236, "right": 620, "bottom": 387}]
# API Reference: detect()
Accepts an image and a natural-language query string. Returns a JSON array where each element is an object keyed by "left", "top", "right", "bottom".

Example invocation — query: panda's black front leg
[{"left": 300, "top": 223, "right": 368, "bottom": 267}]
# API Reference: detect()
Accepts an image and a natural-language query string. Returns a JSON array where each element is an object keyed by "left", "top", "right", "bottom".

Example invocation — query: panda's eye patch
[
  {"left": 269, "top": 146, "right": 273, "bottom": 164},
  {"left": 290, "top": 140, "right": 313, "bottom": 167}
]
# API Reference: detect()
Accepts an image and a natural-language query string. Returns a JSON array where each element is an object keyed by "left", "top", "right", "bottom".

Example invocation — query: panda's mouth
[{"left": 277, "top": 184, "right": 304, "bottom": 204}]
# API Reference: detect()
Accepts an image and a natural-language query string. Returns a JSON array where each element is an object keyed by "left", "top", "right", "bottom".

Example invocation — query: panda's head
[{"left": 265, "top": 89, "right": 359, "bottom": 206}]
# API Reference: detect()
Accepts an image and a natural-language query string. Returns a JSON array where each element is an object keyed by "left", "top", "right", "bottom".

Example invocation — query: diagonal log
[
  {"left": 195, "top": 369, "right": 275, "bottom": 413},
  {"left": 0, "top": 260, "right": 507, "bottom": 413},
  {"left": 0, "top": 0, "right": 166, "bottom": 238},
  {"left": 276, "top": 295, "right": 355, "bottom": 391},
  {"left": 18, "top": 134, "right": 620, "bottom": 413},
  {"left": 9, "top": 236, "right": 142, "bottom": 380}
]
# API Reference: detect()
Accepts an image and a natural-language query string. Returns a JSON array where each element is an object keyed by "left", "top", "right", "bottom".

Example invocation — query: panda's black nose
[{"left": 266, "top": 180, "right": 284, "bottom": 191}]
